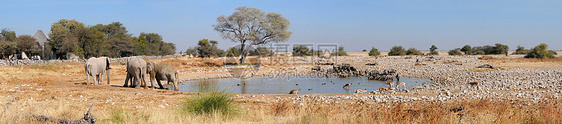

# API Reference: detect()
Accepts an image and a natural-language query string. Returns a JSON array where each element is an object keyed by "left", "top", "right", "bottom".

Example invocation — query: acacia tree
[
  {"left": 214, "top": 6, "right": 291, "bottom": 63},
  {"left": 16, "top": 35, "right": 37, "bottom": 54}
]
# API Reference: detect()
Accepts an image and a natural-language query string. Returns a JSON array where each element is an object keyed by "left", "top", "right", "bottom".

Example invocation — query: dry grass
[{"left": 1, "top": 57, "right": 562, "bottom": 123}]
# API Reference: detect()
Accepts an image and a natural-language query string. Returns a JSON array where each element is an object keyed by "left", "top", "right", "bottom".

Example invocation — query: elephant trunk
[
  {"left": 174, "top": 72, "right": 179, "bottom": 91},
  {"left": 106, "top": 69, "right": 111, "bottom": 85}
]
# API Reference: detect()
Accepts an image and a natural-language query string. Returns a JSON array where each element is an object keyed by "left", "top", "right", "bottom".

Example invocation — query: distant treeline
[{"left": 0, "top": 19, "right": 176, "bottom": 59}]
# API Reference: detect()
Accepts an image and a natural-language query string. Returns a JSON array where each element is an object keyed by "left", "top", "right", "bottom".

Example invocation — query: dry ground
[{"left": 0, "top": 56, "right": 561, "bottom": 123}]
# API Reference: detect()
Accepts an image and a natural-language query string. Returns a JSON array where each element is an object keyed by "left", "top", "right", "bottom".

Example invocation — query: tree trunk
[
  {"left": 33, "top": 105, "right": 96, "bottom": 124},
  {"left": 239, "top": 43, "right": 249, "bottom": 64}
]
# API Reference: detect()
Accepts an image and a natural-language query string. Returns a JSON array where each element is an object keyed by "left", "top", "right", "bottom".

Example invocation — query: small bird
[
  {"left": 296, "top": 84, "right": 298, "bottom": 86},
  {"left": 308, "top": 89, "right": 312, "bottom": 91},
  {"left": 236, "top": 84, "right": 240, "bottom": 86}
]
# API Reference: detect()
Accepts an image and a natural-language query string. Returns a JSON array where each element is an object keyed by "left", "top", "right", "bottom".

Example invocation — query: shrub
[
  {"left": 293, "top": 45, "right": 311, "bottom": 56},
  {"left": 225, "top": 47, "right": 241, "bottom": 57},
  {"left": 185, "top": 47, "right": 198, "bottom": 57},
  {"left": 179, "top": 92, "right": 239, "bottom": 116},
  {"left": 448, "top": 49, "right": 463, "bottom": 55},
  {"left": 388, "top": 46, "right": 406, "bottom": 56},
  {"left": 429, "top": 45, "right": 438, "bottom": 55},
  {"left": 525, "top": 43, "right": 557, "bottom": 58},
  {"left": 197, "top": 39, "right": 224, "bottom": 57},
  {"left": 368, "top": 47, "right": 380, "bottom": 56},
  {"left": 460, "top": 45, "right": 472, "bottom": 55},
  {"left": 249, "top": 47, "right": 273, "bottom": 56},
  {"left": 513, "top": 45, "right": 528, "bottom": 55},
  {"left": 332, "top": 46, "right": 348, "bottom": 56},
  {"left": 474, "top": 51, "right": 485, "bottom": 55},
  {"left": 469, "top": 43, "right": 509, "bottom": 55},
  {"left": 406, "top": 48, "right": 423, "bottom": 55}
]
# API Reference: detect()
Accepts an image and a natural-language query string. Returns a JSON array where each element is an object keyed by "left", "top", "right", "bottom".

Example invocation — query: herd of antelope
[{"left": 288, "top": 80, "right": 408, "bottom": 94}]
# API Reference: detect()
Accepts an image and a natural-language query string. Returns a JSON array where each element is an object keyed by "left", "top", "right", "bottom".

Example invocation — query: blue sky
[{"left": 2, "top": 0, "right": 562, "bottom": 52}]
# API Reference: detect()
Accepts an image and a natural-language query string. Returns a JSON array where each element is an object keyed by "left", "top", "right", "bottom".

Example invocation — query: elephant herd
[{"left": 84, "top": 57, "right": 179, "bottom": 91}]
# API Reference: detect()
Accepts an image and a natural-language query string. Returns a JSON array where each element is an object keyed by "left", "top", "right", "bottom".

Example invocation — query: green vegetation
[
  {"left": 448, "top": 49, "right": 462, "bottom": 55},
  {"left": 525, "top": 43, "right": 557, "bottom": 58},
  {"left": 460, "top": 45, "right": 472, "bottom": 55},
  {"left": 332, "top": 46, "right": 348, "bottom": 56},
  {"left": 225, "top": 47, "right": 241, "bottom": 57},
  {"left": 185, "top": 47, "right": 198, "bottom": 57},
  {"left": 292, "top": 45, "right": 311, "bottom": 56},
  {"left": 179, "top": 91, "right": 239, "bottom": 117},
  {"left": 292, "top": 46, "right": 322, "bottom": 56},
  {"left": 429, "top": 45, "right": 438, "bottom": 55},
  {"left": 196, "top": 39, "right": 225, "bottom": 57},
  {"left": 460, "top": 43, "right": 509, "bottom": 55},
  {"left": 368, "top": 47, "right": 380, "bottom": 56},
  {"left": 388, "top": 46, "right": 406, "bottom": 56},
  {"left": 514, "top": 45, "right": 528, "bottom": 55},
  {"left": 103, "top": 108, "right": 128, "bottom": 123},
  {"left": 43, "top": 19, "right": 175, "bottom": 59},
  {"left": 214, "top": 6, "right": 291, "bottom": 63},
  {"left": 1, "top": 28, "right": 39, "bottom": 55},
  {"left": 249, "top": 47, "right": 274, "bottom": 56},
  {"left": 474, "top": 50, "right": 485, "bottom": 55},
  {"left": 406, "top": 48, "right": 423, "bottom": 55}
]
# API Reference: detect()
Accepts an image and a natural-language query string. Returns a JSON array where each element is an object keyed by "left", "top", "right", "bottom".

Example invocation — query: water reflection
[{"left": 180, "top": 77, "right": 430, "bottom": 94}]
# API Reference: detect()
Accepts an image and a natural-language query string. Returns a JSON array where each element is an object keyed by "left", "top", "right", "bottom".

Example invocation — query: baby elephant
[{"left": 147, "top": 61, "right": 179, "bottom": 91}]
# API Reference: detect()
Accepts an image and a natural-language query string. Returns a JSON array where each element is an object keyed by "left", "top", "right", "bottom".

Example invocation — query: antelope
[
  {"left": 355, "top": 89, "right": 367, "bottom": 94},
  {"left": 396, "top": 82, "right": 406, "bottom": 90},
  {"left": 289, "top": 89, "right": 298, "bottom": 94},
  {"left": 469, "top": 82, "right": 479, "bottom": 90},
  {"left": 379, "top": 87, "right": 389, "bottom": 93},
  {"left": 385, "top": 81, "right": 395, "bottom": 88}
]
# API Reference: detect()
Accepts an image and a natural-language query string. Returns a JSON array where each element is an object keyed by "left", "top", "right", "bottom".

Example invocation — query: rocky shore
[{"left": 184, "top": 55, "right": 562, "bottom": 104}]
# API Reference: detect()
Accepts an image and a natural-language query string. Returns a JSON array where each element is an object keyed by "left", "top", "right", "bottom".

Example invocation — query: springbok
[
  {"left": 289, "top": 89, "right": 298, "bottom": 94},
  {"left": 385, "top": 81, "right": 395, "bottom": 88},
  {"left": 355, "top": 89, "right": 367, "bottom": 94},
  {"left": 468, "top": 82, "right": 478, "bottom": 90},
  {"left": 396, "top": 82, "right": 406, "bottom": 90},
  {"left": 379, "top": 87, "right": 389, "bottom": 93}
]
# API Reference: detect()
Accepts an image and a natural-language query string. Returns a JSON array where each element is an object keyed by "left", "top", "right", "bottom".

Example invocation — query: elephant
[
  {"left": 85, "top": 57, "right": 111, "bottom": 85},
  {"left": 147, "top": 61, "right": 179, "bottom": 91},
  {"left": 123, "top": 57, "right": 148, "bottom": 89}
]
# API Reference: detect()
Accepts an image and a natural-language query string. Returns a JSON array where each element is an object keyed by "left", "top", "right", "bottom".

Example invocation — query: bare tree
[{"left": 214, "top": 6, "right": 291, "bottom": 63}]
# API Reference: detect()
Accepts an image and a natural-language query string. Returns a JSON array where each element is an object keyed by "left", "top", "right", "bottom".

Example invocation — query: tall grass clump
[
  {"left": 179, "top": 88, "right": 239, "bottom": 117},
  {"left": 102, "top": 108, "right": 128, "bottom": 123}
]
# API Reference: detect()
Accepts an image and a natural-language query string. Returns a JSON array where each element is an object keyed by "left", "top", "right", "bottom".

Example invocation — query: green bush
[
  {"left": 406, "top": 48, "right": 423, "bottom": 55},
  {"left": 102, "top": 108, "right": 128, "bottom": 123},
  {"left": 226, "top": 47, "right": 241, "bottom": 57},
  {"left": 368, "top": 47, "right": 380, "bottom": 56},
  {"left": 448, "top": 49, "right": 463, "bottom": 55},
  {"left": 179, "top": 92, "right": 239, "bottom": 116},
  {"left": 525, "top": 43, "right": 557, "bottom": 58},
  {"left": 460, "top": 45, "right": 472, "bottom": 55},
  {"left": 429, "top": 45, "right": 438, "bottom": 55},
  {"left": 293, "top": 45, "right": 311, "bottom": 56},
  {"left": 332, "top": 46, "right": 348, "bottom": 56},
  {"left": 249, "top": 47, "right": 274, "bottom": 56},
  {"left": 473, "top": 51, "right": 485, "bottom": 55},
  {"left": 469, "top": 43, "right": 509, "bottom": 55},
  {"left": 513, "top": 45, "right": 528, "bottom": 55},
  {"left": 388, "top": 46, "right": 406, "bottom": 56}
]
